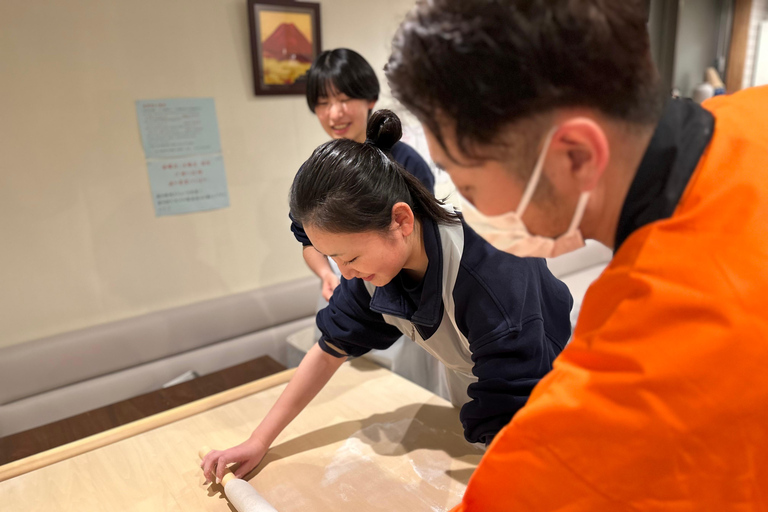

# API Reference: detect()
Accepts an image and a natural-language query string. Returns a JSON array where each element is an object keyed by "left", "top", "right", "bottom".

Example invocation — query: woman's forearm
[{"left": 249, "top": 343, "right": 347, "bottom": 448}]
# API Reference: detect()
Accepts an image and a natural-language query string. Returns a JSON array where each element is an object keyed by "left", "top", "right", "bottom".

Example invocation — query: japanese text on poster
[
  {"left": 136, "top": 98, "right": 229, "bottom": 216},
  {"left": 136, "top": 98, "right": 221, "bottom": 158},
  {"left": 147, "top": 155, "right": 229, "bottom": 216}
]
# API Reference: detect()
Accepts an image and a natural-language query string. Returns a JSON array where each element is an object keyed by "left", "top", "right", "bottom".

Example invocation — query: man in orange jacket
[{"left": 386, "top": 0, "right": 768, "bottom": 510}]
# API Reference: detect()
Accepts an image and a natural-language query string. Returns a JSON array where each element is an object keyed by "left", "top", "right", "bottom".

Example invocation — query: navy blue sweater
[{"left": 315, "top": 216, "right": 573, "bottom": 444}]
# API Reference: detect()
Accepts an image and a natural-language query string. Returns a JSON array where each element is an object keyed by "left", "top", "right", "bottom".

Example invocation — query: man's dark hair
[
  {"left": 306, "top": 48, "right": 380, "bottom": 113},
  {"left": 385, "top": 0, "right": 663, "bottom": 158}
]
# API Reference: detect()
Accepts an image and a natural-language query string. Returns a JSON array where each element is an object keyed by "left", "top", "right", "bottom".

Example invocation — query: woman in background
[
  {"left": 291, "top": 49, "right": 441, "bottom": 395},
  {"left": 292, "top": 48, "right": 434, "bottom": 301}
]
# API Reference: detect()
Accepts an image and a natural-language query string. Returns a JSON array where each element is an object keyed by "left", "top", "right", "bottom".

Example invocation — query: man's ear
[
  {"left": 550, "top": 118, "right": 610, "bottom": 192},
  {"left": 391, "top": 202, "right": 415, "bottom": 237}
]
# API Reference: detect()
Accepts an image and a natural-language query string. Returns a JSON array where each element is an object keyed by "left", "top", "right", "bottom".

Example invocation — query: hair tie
[{"left": 364, "top": 138, "right": 376, "bottom": 146}]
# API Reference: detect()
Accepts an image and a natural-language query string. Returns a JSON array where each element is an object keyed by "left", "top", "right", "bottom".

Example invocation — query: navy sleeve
[
  {"left": 454, "top": 226, "right": 573, "bottom": 445},
  {"left": 316, "top": 277, "right": 404, "bottom": 358},
  {"left": 289, "top": 212, "right": 312, "bottom": 246},
  {"left": 391, "top": 142, "right": 435, "bottom": 194}
]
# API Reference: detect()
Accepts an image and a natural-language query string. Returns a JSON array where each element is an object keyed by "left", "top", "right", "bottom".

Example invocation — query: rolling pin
[{"left": 198, "top": 446, "right": 277, "bottom": 512}]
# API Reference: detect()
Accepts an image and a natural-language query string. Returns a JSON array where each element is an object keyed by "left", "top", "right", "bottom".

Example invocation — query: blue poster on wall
[
  {"left": 136, "top": 98, "right": 222, "bottom": 159},
  {"left": 136, "top": 98, "right": 229, "bottom": 216},
  {"left": 147, "top": 154, "right": 230, "bottom": 216}
]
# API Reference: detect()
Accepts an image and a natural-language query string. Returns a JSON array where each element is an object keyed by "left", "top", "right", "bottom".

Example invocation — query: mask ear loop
[
  {"left": 566, "top": 192, "right": 591, "bottom": 234},
  {"left": 515, "top": 127, "right": 559, "bottom": 217}
]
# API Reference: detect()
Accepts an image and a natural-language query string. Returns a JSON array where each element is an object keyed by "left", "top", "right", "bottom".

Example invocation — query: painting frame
[{"left": 247, "top": 0, "right": 322, "bottom": 96}]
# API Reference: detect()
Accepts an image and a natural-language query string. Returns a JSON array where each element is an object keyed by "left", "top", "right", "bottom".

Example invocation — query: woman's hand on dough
[
  {"left": 200, "top": 438, "right": 268, "bottom": 484},
  {"left": 321, "top": 272, "right": 340, "bottom": 301}
]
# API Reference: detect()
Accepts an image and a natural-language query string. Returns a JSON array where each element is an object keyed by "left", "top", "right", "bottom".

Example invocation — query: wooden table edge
[{"left": 0, "top": 367, "right": 296, "bottom": 483}]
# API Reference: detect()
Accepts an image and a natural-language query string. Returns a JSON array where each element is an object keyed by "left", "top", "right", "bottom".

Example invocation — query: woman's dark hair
[
  {"left": 385, "top": 0, "right": 664, "bottom": 159},
  {"left": 306, "top": 49, "right": 380, "bottom": 113},
  {"left": 290, "top": 110, "right": 457, "bottom": 234}
]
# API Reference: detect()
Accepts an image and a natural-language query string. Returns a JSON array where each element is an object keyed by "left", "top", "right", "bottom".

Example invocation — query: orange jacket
[{"left": 454, "top": 86, "right": 768, "bottom": 511}]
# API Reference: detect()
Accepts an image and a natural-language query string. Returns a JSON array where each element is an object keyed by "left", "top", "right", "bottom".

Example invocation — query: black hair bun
[{"left": 366, "top": 109, "right": 402, "bottom": 152}]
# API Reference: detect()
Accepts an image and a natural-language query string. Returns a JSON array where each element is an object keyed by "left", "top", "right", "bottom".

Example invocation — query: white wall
[
  {"left": 0, "top": 0, "right": 417, "bottom": 348},
  {"left": 752, "top": 20, "right": 768, "bottom": 85},
  {"left": 673, "top": 0, "right": 724, "bottom": 97},
  {"left": 743, "top": 0, "right": 768, "bottom": 86}
]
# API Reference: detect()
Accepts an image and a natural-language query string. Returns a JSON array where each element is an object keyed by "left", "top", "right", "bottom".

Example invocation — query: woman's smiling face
[
  {"left": 304, "top": 224, "right": 411, "bottom": 287},
  {"left": 314, "top": 87, "right": 375, "bottom": 143}
]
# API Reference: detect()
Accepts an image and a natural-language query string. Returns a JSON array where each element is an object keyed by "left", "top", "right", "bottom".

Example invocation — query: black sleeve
[
  {"left": 289, "top": 212, "right": 312, "bottom": 246},
  {"left": 316, "top": 277, "right": 404, "bottom": 358},
  {"left": 454, "top": 252, "right": 573, "bottom": 445}
]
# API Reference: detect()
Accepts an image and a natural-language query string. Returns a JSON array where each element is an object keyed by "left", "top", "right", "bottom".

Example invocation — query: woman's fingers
[
  {"left": 201, "top": 441, "right": 266, "bottom": 484},
  {"left": 215, "top": 454, "right": 230, "bottom": 483},
  {"left": 322, "top": 274, "right": 340, "bottom": 301},
  {"left": 233, "top": 460, "right": 257, "bottom": 479},
  {"left": 200, "top": 450, "right": 220, "bottom": 484}
]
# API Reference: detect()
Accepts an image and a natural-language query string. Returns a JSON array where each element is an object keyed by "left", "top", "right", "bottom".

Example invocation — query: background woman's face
[{"left": 314, "top": 88, "right": 375, "bottom": 143}]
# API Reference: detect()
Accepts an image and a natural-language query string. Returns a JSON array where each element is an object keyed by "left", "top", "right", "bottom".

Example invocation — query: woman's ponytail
[{"left": 365, "top": 109, "right": 402, "bottom": 151}]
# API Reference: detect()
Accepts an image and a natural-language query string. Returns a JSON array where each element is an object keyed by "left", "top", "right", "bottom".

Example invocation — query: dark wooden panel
[
  {"left": 0, "top": 356, "right": 285, "bottom": 465},
  {"left": 726, "top": 0, "right": 754, "bottom": 92}
]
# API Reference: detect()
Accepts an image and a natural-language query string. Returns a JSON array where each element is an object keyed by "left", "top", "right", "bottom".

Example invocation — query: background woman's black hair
[
  {"left": 306, "top": 48, "right": 380, "bottom": 113},
  {"left": 290, "top": 109, "right": 457, "bottom": 234}
]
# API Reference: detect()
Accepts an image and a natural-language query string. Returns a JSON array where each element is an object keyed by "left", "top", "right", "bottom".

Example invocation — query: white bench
[{"left": 0, "top": 277, "right": 318, "bottom": 437}]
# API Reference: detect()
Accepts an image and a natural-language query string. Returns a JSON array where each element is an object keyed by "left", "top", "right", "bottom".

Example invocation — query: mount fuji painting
[
  {"left": 261, "top": 21, "right": 313, "bottom": 85},
  {"left": 262, "top": 22, "right": 313, "bottom": 63},
  {"left": 249, "top": 1, "right": 321, "bottom": 95}
]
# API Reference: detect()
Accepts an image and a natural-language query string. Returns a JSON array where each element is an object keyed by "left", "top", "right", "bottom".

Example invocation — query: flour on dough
[{"left": 321, "top": 419, "right": 482, "bottom": 511}]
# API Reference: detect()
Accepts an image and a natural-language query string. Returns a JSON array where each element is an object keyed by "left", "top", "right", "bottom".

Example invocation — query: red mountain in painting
[{"left": 262, "top": 23, "right": 312, "bottom": 62}]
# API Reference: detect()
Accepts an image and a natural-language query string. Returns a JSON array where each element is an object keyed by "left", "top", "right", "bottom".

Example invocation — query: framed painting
[{"left": 247, "top": 0, "right": 322, "bottom": 95}]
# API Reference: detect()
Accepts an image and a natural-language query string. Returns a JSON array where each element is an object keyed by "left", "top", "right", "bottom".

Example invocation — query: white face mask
[{"left": 460, "top": 128, "right": 590, "bottom": 258}]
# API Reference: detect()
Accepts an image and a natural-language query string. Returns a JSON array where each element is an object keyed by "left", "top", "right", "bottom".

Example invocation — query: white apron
[
  {"left": 316, "top": 255, "right": 450, "bottom": 401},
  {"left": 364, "top": 220, "right": 477, "bottom": 409}
]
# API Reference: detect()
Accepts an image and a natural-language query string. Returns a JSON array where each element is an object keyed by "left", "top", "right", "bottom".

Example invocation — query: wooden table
[
  {"left": 0, "top": 356, "right": 286, "bottom": 465},
  {"left": 0, "top": 359, "right": 481, "bottom": 511}
]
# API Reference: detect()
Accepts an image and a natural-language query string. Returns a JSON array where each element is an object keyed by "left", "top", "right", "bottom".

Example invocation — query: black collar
[
  {"left": 368, "top": 217, "right": 444, "bottom": 328},
  {"left": 615, "top": 99, "right": 715, "bottom": 251}
]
